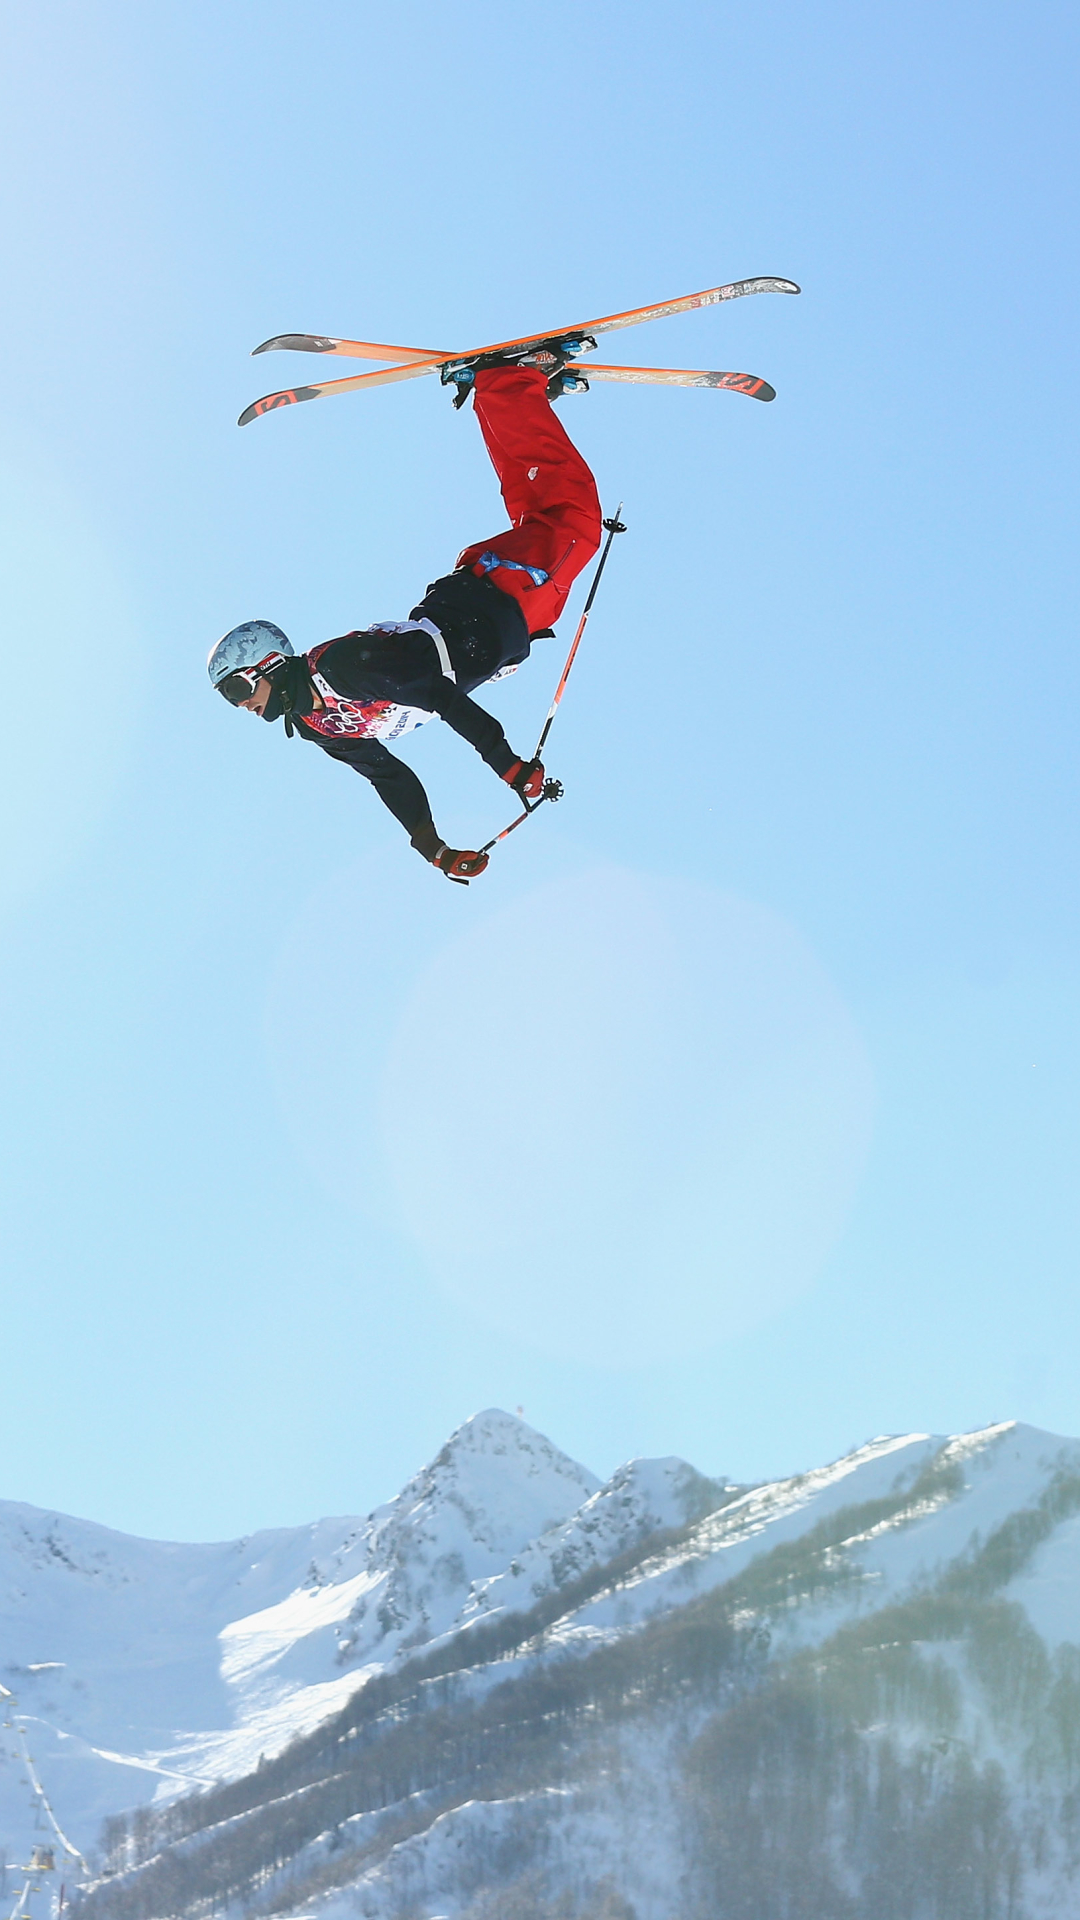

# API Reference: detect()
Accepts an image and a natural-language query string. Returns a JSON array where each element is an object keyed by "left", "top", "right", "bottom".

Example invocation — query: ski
[
  {"left": 240, "top": 360, "right": 455, "bottom": 423},
  {"left": 239, "top": 276, "right": 799, "bottom": 425},
  {"left": 249, "top": 278, "right": 799, "bottom": 364},
  {"left": 252, "top": 333, "right": 441, "bottom": 364},
  {"left": 239, "top": 361, "right": 776, "bottom": 425},
  {"left": 587, "top": 365, "right": 775, "bottom": 400}
]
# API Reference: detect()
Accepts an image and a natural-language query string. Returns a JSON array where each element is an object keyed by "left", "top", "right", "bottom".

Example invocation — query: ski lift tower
[
  {"left": 1, "top": 1684, "right": 81, "bottom": 1919},
  {"left": 7, "top": 1847, "right": 57, "bottom": 1920}
]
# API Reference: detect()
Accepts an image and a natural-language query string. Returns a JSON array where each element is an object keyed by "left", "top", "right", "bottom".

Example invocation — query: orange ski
[
  {"left": 239, "top": 276, "right": 798, "bottom": 424},
  {"left": 587, "top": 365, "right": 775, "bottom": 399},
  {"left": 251, "top": 332, "right": 442, "bottom": 363},
  {"left": 249, "top": 278, "right": 798, "bottom": 364}
]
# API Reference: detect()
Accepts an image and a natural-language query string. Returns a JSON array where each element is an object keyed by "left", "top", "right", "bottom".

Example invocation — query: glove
[
  {"left": 502, "top": 757, "right": 545, "bottom": 802},
  {"left": 434, "top": 845, "right": 490, "bottom": 884}
]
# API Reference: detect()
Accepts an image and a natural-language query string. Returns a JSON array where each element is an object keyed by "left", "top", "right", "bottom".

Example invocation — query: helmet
[{"left": 208, "top": 620, "right": 293, "bottom": 703}]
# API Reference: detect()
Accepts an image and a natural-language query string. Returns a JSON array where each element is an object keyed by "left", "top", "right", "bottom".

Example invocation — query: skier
[{"left": 209, "top": 345, "right": 602, "bottom": 881}]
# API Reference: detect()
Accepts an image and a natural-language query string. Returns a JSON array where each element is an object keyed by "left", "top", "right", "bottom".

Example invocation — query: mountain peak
[
  {"left": 365, "top": 1408, "right": 601, "bottom": 1572},
  {"left": 432, "top": 1407, "right": 601, "bottom": 1485}
]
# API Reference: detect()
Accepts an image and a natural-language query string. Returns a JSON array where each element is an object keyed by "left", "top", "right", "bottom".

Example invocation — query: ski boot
[
  {"left": 546, "top": 367, "right": 590, "bottom": 401},
  {"left": 440, "top": 334, "right": 596, "bottom": 409}
]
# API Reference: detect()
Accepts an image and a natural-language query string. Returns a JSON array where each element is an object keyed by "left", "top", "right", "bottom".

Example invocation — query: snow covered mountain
[
  {"left": 6, "top": 1411, "right": 1080, "bottom": 1919},
  {"left": 0, "top": 1411, "right": 705, "bottom": 1870}
]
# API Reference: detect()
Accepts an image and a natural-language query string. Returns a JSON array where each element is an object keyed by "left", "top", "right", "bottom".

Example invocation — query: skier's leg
[{"left": 456, "top": 366, "right": 602, "bottom": 633}]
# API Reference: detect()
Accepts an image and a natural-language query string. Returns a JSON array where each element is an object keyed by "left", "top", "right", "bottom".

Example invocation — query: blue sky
[{"left": 1, "top": 0, "right": 1078, "bottom": 1540}]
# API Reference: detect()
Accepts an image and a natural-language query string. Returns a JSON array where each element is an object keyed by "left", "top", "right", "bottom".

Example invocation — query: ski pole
[
  {"left": 477, "top": 508, "right": 627, "bottom": 860},
  {"left": 534, "top": 506, "right": 626, "bottom": 761}
]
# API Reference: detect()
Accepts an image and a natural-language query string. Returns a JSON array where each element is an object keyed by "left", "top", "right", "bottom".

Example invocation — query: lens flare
[{"left": 378, "top": 867, "right": 875, "bottom": 1366}]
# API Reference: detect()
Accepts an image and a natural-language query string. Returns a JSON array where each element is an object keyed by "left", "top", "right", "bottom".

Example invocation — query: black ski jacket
[{"left": 290, "top": 569, "right": 531, "bottom": 843}]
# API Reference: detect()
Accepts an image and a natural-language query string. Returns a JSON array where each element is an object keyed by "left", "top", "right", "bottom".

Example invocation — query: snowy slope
[
  {"left": 0, "top": 1411, "right": 607, "bottom": 1862},
  {"left": 616, "top": 1419, "right": 1080, "bottom": 1650},
  {"left": 7, "top": 1409, "right": 1080, "bottom": 1917}
]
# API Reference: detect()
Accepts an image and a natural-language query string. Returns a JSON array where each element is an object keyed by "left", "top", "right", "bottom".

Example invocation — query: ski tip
[
  {"left": 710, "top": 372, "right": 776, "bottom": 401},
  {"left": 251, "top": 334, "right": 338, "bottom": 356},
  {"left": 237, "top": 385, "right": 320, "bottom": 426},
  {"left": 731, "top": 276, "right": 800, "bottom": 298}
]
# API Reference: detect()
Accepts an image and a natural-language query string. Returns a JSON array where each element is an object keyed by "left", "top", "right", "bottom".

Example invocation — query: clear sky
[{"left": 1, "top": 0, "right": 1078, "bottom": 1541}]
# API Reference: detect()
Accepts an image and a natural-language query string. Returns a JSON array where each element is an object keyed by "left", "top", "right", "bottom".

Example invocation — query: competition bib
[{"left": 304, "top": 624, "right": 437, "bottom": 743}]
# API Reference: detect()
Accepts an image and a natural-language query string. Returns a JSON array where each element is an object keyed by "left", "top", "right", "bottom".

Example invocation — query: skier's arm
[
  {"left": 425, "top": 683, "right": 518, "bottom": 779},
  {"left": 312, "top": 735, "right": 483, "bottom": 870},
  {"left": 314, "top": 734, "right": 437, "bottom": 843}
]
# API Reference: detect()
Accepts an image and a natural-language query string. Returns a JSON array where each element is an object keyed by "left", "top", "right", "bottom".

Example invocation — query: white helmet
[{"left": 208, "top": 620, "right": 293, "bottom": 703}]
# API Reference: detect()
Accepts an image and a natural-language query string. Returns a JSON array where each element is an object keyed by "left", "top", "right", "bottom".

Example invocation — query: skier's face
[
  {"left": 218, "top": 666, "right": 276, "bottom": 715},
  {"left": 237, "top": 676, "right": 273, "bottom": 717}
]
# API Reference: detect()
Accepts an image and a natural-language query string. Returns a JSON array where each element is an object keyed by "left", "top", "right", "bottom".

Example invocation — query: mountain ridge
[
  {"left": 0, "top": 1408, "right": 710, "bottom": 1860},
  {"left": 6, "top": 1412, "right": 1080, "bottom": 1918}
]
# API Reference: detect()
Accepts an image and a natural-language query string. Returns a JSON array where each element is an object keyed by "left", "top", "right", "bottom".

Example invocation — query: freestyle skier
[
  {"left": 208, "top": 345, "right": 602, "bottom": 882},
  {"left": 213, "top": 275, "right": 798, "bottom": 877}
]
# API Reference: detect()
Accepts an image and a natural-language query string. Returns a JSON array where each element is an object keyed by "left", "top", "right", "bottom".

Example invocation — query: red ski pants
[{"left": 456, "top": 365, "right": 602, "bottom": 635}]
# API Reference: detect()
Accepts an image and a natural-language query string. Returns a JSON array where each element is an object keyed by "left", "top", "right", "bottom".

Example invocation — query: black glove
[
  {"left": 435, "top": 846, "right": 489, "bottom": 884},
  {"left": 502, "top": 757, "right": 545, "bottom": 802}
]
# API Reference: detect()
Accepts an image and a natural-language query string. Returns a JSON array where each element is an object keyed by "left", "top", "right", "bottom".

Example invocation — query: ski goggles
[
  {"left": 217, "top": 669, "right": 262, "bottom": 706},
  {"left": 217, "top": 654, "right": 285, "bottom": 705}
]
